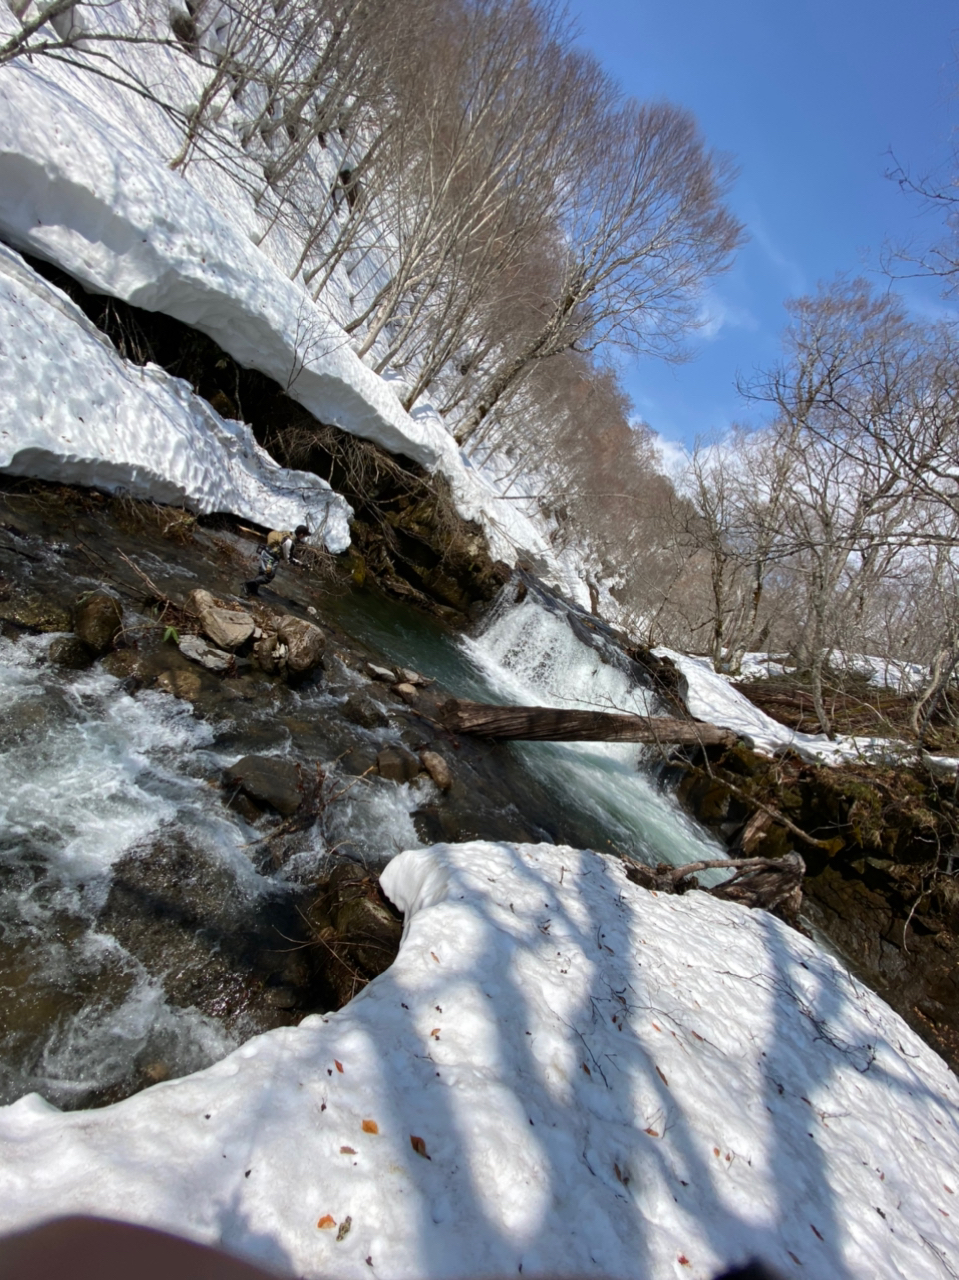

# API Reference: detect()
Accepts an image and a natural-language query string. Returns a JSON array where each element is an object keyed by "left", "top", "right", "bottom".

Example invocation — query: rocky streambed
[
  {"left": 2, "top": 476, "right": 957, "bottom": 1109},
  {"left": 0, "top": 479, "right": 672, "bottom": 1107}
]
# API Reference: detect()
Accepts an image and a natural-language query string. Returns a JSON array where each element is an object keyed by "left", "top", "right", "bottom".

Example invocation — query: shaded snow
[
  {"left": 0, "top": 243, "right": 352, "bottom": 550},
  {"left": 0, "top": 840, "right": 956, "bottom": 1279}
]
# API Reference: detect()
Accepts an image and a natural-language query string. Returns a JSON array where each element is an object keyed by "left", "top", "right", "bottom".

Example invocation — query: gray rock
[
  {"left": 74, "top": 591, "right": 122, "bottom": 654},
  {"left": 376, "top": 745, "right": 422, "bottom": 784},
  {"left": 398, "top": 667, "right": 430, "bottom": 686},
  {"left": 366, "top": 663, "right": 396, "bottom": 682},
  {"left": 276, "top": 615, "right": 325, "bottom": 674},
  {"left": 419, "top": 750, "right": 452, "bottom": 791},
  {"left": 48, "top": 635, "right": 94, "bottom": 669},
  {"left": 223, "top": 754, "right": 303, "bottom": 816},
  {"left": 187, "top": 589, "right": 255, "bottom": 650},
  {"left": 179, "top": 633, "right": 232, "bottom": 673},
  {"left": 342, "top": 693, "right": 389, "bottom": 729}
]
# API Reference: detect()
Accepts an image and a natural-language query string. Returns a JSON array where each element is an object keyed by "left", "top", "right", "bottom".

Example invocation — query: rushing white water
[
  {"left": 0, "top": 587, "right": 721, "bottom": 1109},
  {"left": 0, "top": 632, "right": 425, "bottom": 1107},
  {"left": 463, "top": 591, "right": 723, "bottom": 869}
]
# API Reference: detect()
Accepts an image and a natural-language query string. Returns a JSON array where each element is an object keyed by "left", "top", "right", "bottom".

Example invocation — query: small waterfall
[{"left": 463, "top": 588, "right": 721, "bottom": 870}]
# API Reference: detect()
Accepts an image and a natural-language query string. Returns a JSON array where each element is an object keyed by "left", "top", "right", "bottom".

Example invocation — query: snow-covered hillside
[
  {"left": 0, "top": 11, "right": 590, "bottom": 601},
  {"left": 0, "top": 840, "right": 956, "bottom": 1280}
]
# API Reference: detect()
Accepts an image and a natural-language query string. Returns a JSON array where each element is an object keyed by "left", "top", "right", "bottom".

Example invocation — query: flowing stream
[{"left": 0, "top": 576, "right": 720, "bottom": 1109}]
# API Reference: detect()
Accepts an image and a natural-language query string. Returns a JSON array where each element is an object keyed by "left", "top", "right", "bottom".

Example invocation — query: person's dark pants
[{"left": 244, "top": 570, "right": 274, "bottom": 596}]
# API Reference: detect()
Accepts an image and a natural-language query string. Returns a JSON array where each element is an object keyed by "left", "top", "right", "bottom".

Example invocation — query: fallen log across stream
[{"left": 438, "top": 698, "right": 739, "bottom": 748}]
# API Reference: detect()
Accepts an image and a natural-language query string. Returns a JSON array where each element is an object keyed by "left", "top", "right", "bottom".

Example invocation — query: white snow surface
[
  {"left": 0, "top": 63, "right": 444, "bottom": 472},
  {"left": 0, "top": 242, "right": 352, "bottom": 550},
  {"left": 656, "top": 649, "right": 913, "bottom": 765},
  {"left": 1, "top": 839, "right": 957, "bottom": 1280}
]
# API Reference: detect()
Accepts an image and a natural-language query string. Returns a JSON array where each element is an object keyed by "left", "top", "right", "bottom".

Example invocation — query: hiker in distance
[{"left": 244, "top": 525, "right": 309, "bottom": 597}]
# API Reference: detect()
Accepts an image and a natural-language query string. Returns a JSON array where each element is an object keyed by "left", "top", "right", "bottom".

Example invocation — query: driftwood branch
[
  {"left": 439, "top": 698, "right": 738, "bottom": 747},
  {"left": 625, "top": 852, "right": 806, "bottom": 917}
]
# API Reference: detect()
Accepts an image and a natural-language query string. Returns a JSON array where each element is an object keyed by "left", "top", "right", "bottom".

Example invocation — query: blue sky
[{"left": 570, "top": 0, "right": 959, "bottom": 449}]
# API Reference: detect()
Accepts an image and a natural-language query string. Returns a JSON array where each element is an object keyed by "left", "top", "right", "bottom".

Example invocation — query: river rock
[
  {"left": 398, "top": 667, "right": 430, "bottom": 687},
  {"left": 376, "top": 745, "right": 421, "bottom": 783},
  {"left": 48, "top": 635, "right": 94, "bottom": 669},
  {"left": 276, "top": 616, "right": 325, "bottom": 674},
  {"left": 0, "top": 592, "right": 72, "bottom": 633},
  {"left": 419, "top": 749, "right": 452, "bottom": 790},
  {"left": 223, "top": 754, "right": 303, "bottom": 816},
  {"left": 74, "top": 591, "right": 123, "bottom": 654},
  {"left": 156, "top": 669, "right": 203, "bottom": 701},
  {"left": 342, "top": 692, "right": 389, "bottom": 729},
  {"left": 187, "top": 589, "right": 255, "bottom": 650},
  {"left": 366, "top": 663, "right": 396, "bottom": 682},
  {"left": 178, "top": 632, "right": 232, "bottom": 673}
]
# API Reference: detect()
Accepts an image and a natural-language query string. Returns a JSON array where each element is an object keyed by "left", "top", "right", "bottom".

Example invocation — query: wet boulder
[
  {"left": 156, "top": 669, "right": 203, "bottom": 701},
  {"left": 74, "top": 591, "right": 123, "bottom": 654},
  {"left": 419, "top": 749, "right": 452, "bottom": 791},
  {"left": 187, "top": 589, "right": 255, "bottom": 650},
  {"left": 0, "top": 591, "right": 72, "bottom": 633},
  {"left": 276, "top": 615, "right": 325, "bottom": 674},
  {"left": 367, "top": 663, "right": 396, "bottom": 682},
  {"left": 376, "top": 745, "right": 421, "bottom": 783},
  {"left": 48, "top": 635, "right": 95, "bottom": 669},
  {"left": 179, "top": 633, "right": 232, "bottom": 673},
  {"left": 342, "top": 692, "right": 389, "bottom": 730},
  {"left": 223, "top": 754, "right": 302, "bottom": 816}
]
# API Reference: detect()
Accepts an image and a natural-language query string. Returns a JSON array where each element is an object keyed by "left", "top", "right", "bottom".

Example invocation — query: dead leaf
[
  {"left": 810, "top": 1224, "right": 824, "bottom": 1241},
  {"left": 334, "top": 1060, "right": 344, "bottom": 1073},
  {"left": 690, "top": 1030, "right": 704, "bottom": 1042},
  {"left": 317, "top": 1215, "right": 336, "bottom": 1230},
  {"left": 340, "top": 1146, "right": 357, "bottom": 1155},
  {"left": 430, "top": 1028, "right": 441, "bottom": 1039},
  {"left": 337, "top": 1216, "right": 352, "bottom": 1242},
  {"left": 678, "top": 1255, "right": 690, "bottom": 1267},
  {"left": 410, "top": 1134, "right": 431, "bottom": 1159},
  {"left": 430, "top": 951, "right": 439, "bottom": 963},
  {"left": 644, "top": 1127, "right": 659, "bottom": 1137},
  {"left": 712, "top": 1147, "right": 721, "bottom": 1157},
  {"left": 945, "top": 1184, "right": 955, "bottom": 1194},
  {"left": 651, "top": 1023, "right": 661, "bottom": 1032},
  {"left": 787, "top": 1251, "right": 802, "bottom": 1267},
  {"left": 362, "top": 1119, "right": 379, "bottom": 1134},
  {"left": 656, "top": 1065, "right": 669, "bottom": 1087},
  {"left": 613, "top": 1163, "right": 624, "bottom": 1183},
  {"left": 582, "top": 1063, "right": 591, "bottom": 1076}
]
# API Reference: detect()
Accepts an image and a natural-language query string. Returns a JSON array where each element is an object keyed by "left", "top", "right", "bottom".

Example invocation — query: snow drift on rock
[
  {"left": 0, "top": 243, "right": 351, "bottom": 550},
  {"left": 0, "top": 840, "right": 956, "bottom": 1280}
]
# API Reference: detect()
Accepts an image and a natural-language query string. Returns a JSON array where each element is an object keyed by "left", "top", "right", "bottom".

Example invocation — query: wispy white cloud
[
  {"left": 747, "top": 209, "right": 807, "bottom": 296},
  {"left": 694, "top": 289, "right": 759, "bottom": 341}
]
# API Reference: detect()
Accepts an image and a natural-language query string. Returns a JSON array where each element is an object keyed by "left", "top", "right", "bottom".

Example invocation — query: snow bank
[
  {"left": 0, "top": 49, "right": 597, "bottom": 595},
  {"left": 656, "top": 648, "right": 913, "bottom": 765},
  {"left": 0, "top": 63, "right": 445, "bottom": 471},
  {"left": 0, "top": 243, "right": 352, "bottom": 550},
  {"left": 1, "top": 840, "right": 956, "bottom": 1280}
]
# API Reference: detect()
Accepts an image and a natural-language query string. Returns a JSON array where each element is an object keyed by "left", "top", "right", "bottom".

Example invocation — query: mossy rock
[{"left": 0, "top": 592, "right": 72, "bottom": 633}]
